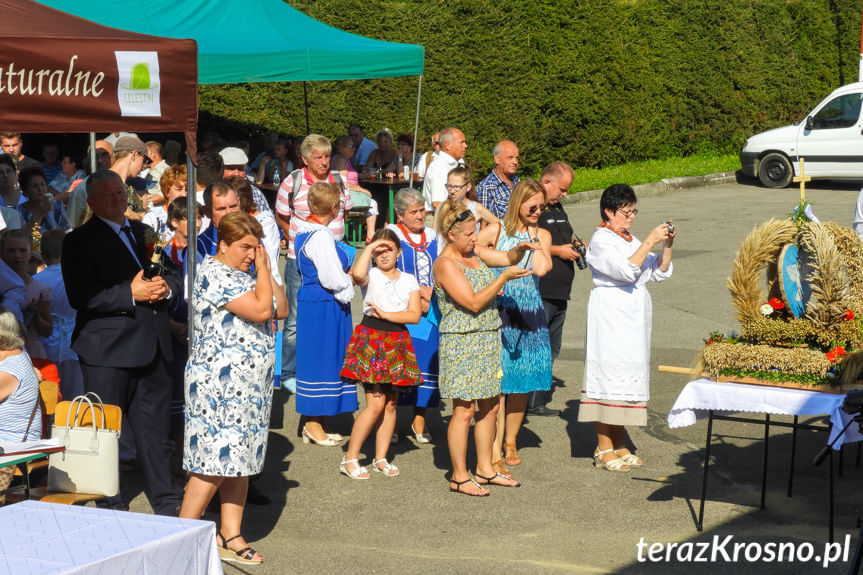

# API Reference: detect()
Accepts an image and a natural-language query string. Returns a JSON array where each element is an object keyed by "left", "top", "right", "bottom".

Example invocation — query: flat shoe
[
  {"left": 411, "top": 423, "right": 432, "bottom": 444},
  {"left": 593, "top": 448, "right": 630, "bottom": 472},
  {"left": 372, "top": 458, "right": 399, "bottom": 477},
  {"left": 449, "top": 477, "right": 489, "bottom": 497},
  {"left": 475, "top": 471, "right": 520, "bottom": 488},
  {"left": 503, "top": 442, "right": 521, "bottom": 466},
  {"left": 339, "top": 458, "right": 369, "bottom": 480}
]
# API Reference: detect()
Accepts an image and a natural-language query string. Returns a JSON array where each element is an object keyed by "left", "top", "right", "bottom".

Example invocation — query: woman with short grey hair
[
  {"left": 386, "top": 188, "right": 442, "bottom": 443},
  {"left": 0, "top": 305, "right": 41, "bottom": 500}
]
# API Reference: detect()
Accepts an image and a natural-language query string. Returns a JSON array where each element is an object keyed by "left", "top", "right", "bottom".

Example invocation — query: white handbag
[{"left": 47, "top": 393, "right": 121, "bottom": 496}]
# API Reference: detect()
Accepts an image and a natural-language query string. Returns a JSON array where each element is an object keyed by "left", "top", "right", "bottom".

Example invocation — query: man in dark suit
[{"left": 61, "top": 169, "right": 182, "bottom": 515}]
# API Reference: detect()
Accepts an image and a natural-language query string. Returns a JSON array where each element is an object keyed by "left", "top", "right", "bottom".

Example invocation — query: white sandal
[
  {"left": 339, "top": 458, "right": 369, "bottom": 480},
  {"left": 593, "top": 448, "right": 630, "bottom": 472},
  {"left": 615, "top": 450, "right": 643, "bottom": 467},
  {"left": 372, "top": 458, "right": 399, "bottom": 477}
]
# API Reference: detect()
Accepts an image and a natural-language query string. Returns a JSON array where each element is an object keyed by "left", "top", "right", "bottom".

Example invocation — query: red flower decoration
[
  {"left": 845, "top": 309, "right": 855, "bottom": 321},
  {"left": 826, "top": 345, "right": 847, "bottom": 363},
  {"left": 768, "top": 298, "right": 785, "bottom": 310}
]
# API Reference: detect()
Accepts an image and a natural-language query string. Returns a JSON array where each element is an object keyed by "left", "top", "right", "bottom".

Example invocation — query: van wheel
[{"left": 757, "top": 153, "right": 793, "bottom": 188}]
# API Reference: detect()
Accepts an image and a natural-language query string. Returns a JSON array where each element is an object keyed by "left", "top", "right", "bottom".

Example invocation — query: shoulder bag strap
[
  {"left": 21, "top": 395, "right": 39, "bottom": 442},
  {"left": 289, "top": 169, "right": 303, "bottom": 213}
]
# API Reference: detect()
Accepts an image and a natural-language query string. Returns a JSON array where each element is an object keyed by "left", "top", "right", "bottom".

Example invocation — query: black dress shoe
[{"left": 527, "top": 405, "right": 561, "bottom": 416}]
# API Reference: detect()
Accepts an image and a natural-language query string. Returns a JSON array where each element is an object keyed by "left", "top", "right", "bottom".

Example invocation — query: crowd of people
[{"left": 0, "top": 125, "right": 676, "bottom": 565}]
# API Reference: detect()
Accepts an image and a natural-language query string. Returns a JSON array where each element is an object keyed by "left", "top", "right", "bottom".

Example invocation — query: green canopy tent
[{"left": 37, "top": 0, "right": 425, "bottom": 138}]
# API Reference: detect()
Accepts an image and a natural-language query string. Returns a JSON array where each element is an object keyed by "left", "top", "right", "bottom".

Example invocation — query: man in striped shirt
[{"left": 275, "top": 135, "right": 352, "bottom": 392}]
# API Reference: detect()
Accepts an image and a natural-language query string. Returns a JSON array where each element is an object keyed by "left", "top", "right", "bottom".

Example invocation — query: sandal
[
  {"left": 492, "top": 459, "right": 513, "bottom": 479},
  {"left": 372, "top": 458, "right": 399, "bottom": 477},
  {"left": 339, "top": 458, "right": 370, "bottom": 480},
  {"left": 217, "top": 532, "right": 263, "bottom": 565},
  {"left": 449, "top": 477, "right": 489, "bottom": 497},
  {"left": 615, "top": 449, "right": 643, "bottom": 467},
  {"left": 503, "top": 442, "right": 521, "bottom": 466},
  {"left": 475, "top": 471, "right": 520, "bottom": 488},
  {"left": 593, "top": 448, "right": 630, "bottom": 472}
]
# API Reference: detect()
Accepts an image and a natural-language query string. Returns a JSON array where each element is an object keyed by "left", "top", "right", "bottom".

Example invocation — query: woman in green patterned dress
[{"left": 432, "top": 200, "right": 535, "bottom": 496}]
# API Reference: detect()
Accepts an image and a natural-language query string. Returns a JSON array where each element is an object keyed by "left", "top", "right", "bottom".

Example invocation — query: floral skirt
[{"left": 341, "top": 323, "right": 422, "bottom": 387}]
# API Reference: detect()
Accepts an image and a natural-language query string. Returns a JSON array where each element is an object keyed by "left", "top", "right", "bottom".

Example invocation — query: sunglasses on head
[{"left": 448, "top": 210, "right": 473, "bottom": 231}]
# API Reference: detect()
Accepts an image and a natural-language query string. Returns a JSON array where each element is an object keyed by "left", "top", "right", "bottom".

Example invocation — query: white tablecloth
[
  {"left": 0, "top": 500, "right": 223, "bottom": 575},
  {"left": 668, "top": 379, "right": 863, "bottom": 449}
]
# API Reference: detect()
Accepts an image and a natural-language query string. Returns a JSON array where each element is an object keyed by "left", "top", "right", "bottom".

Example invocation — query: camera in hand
[
  {"left": 573, "top": 235, "right": 588, "bottom": 270},
  {"left": 142, "top": 244, "right": 165, "bottom": 280},
  {"left": 665, "top": 220, "right": 675, "bottom": 234}
]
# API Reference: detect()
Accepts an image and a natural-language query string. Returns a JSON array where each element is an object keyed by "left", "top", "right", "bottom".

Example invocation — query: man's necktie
[{"left": 120, "top": 225, "right": 143, "bottom": 268}]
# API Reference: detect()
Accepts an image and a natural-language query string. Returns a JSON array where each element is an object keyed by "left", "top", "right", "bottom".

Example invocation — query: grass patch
[{"left": 569, "top": 152, "right": 740, "bottom": 193}]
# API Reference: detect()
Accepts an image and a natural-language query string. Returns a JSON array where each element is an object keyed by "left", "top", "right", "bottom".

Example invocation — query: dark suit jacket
[{"left": 62, "top": 217, "right": 180, "bottom": 368}]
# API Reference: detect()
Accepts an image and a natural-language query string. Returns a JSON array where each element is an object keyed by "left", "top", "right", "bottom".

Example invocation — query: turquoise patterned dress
[
  {"left": 494, "top": 230, "right": 552, "bottom": 394},
  {"left": 184, "top": 257, "right": 275, "bottom": 476},
  {"left": 435, "top": 258, "right": 502, "bottom": 401}
]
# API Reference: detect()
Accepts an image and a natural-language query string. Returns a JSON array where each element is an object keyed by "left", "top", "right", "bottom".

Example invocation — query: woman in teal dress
[
  {"left": 433, "top": 200, "right": 535, "bottom": 496},
  {"left": 477, "top": 179, "right": 553, "bottom": 473}
]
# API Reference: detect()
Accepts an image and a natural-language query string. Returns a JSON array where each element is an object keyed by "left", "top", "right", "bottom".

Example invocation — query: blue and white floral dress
[{"left": 184, "top": 256, "right": 275, "bottom": 476}]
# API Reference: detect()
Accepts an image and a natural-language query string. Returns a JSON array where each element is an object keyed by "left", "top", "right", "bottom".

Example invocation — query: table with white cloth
[
  {"left": 668, "top": 378, "right": 863, "bottom": 538},
  {"left": 0, "top": 500, "right": 223, "bottom": 575}
]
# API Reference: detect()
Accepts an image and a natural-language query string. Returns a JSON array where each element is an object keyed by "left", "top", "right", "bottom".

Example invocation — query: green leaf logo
[{"left": 130, "top": 63, "right": 150, "bottom": 90}]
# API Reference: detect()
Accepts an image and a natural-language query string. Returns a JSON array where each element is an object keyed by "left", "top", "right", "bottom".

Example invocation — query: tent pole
[
  {"left": 409, "top": 75, "right": 423, "bottom": 187},
  {"left": 89, "top": 133, "right": 96, "bottom": 174},
  {"left": 186, "top": 155, "right": 197, "bottom": 356},
  {"left": 303, "top": 82, "right": 311, "bottom": 134}
]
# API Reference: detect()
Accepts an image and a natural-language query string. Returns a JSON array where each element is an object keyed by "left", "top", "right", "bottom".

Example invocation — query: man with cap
[
  {"left": 219, "top": 146, "right": 270, "bottom": 213},
  {"left": 108, "top": 135, "right": 152, "bottom": 222}
]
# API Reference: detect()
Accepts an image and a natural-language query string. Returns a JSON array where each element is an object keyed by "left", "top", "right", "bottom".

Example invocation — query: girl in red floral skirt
[{"left": 340, "top": 228, "right": 423, "bottom": 479}]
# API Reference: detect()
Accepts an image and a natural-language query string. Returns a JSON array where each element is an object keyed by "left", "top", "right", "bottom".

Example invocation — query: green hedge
[{"left": 199, "top": 0, "right": 861, "bottom": 184}]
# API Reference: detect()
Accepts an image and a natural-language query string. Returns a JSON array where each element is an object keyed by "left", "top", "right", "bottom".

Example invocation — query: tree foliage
[{"left": 198, "top": 0, "right": 862, "bottom": 178}]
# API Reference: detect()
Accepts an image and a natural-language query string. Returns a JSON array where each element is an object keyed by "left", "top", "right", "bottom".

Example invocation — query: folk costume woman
[{"left": 578, "top": 184, "right": 674, "bottom": 472}]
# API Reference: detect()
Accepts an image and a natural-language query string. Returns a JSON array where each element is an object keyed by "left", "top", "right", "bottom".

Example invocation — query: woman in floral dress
[
  {"left": 432, "top": 200, "right": 534, "bottom": 496},
  {"left": 180, "top": 212, "right": 289, "bottom": 565}
]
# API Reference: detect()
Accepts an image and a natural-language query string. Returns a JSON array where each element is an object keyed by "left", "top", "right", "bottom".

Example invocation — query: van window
[{"left": 811, "top": 93, "right": 863, "bottom": 130}]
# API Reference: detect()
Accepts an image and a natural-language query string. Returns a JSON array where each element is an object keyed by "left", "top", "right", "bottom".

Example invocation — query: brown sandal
[
  {"left": 503, "top": 442, "right": 521, "bottom": 466},
  {"left": 492, "top": 459, "right": 512, "bottom": 478}
]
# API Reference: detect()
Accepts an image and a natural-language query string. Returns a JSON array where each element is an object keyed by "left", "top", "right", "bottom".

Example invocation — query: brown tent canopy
[{"left": 0, "top": 0, "right": 198, "bottom": 158}]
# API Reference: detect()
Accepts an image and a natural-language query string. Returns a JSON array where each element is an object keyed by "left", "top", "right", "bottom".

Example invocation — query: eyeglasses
[
  {"left": 445, "top": 183, "right": 470, "bottom": 192},
  {"left": 448, "top": 210, "right": 473, "bottom": 231},
  {"left": 617, "top": 208, "right": 638, "bottom": 218},
  {"left": 526, "top": 204, "right": 546, "bottom": 215}
]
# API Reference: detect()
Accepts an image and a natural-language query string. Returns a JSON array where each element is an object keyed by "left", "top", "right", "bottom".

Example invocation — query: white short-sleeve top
[{"left": 362, "top": 267, "right": 420, "bottom": 316}]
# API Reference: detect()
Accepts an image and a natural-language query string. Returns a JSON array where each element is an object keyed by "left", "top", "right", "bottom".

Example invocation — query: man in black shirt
[{"left": 530, "top": 161, "right": 582, "bottom": 416}]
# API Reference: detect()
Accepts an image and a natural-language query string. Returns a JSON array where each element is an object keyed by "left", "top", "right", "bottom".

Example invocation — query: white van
[{"left": 740, "top": 82, "right": 863, "bottom": 188}]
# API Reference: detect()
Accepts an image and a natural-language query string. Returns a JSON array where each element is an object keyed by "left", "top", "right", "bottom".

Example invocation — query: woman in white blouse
[{"left": 578, "top": 184, "right": 675, "bottom": 472}]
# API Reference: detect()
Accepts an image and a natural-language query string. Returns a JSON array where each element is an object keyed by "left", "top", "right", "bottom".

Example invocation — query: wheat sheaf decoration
[
  {"left": 727, "top": 218, "right": 798, "bottom": 324},
  {"left": 823, "top": 221, "right": 863, "bottom": 312},
  {"left": 798, "top": 221, "right": 850, "bottom": 332}
]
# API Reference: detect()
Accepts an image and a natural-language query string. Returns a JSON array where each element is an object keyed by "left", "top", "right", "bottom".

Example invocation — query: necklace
[
  {"left": 397, "top": 223, "right": 427, "bottom": 251},
  {"left": 599, "top": 221, "right": 632, "bottom": 242}
]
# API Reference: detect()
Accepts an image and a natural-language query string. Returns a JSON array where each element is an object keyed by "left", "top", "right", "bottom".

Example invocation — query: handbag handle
[
  {"left": 65, "top": 392, "right": 108, "bottom": 430},
  {"left": 62, "top": 394, "right": 104, "bottom": 451}
]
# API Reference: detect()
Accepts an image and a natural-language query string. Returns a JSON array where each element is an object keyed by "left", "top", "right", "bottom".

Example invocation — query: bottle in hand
[{"left": 143, "top": 244, "right": 164, "bottom": 280}]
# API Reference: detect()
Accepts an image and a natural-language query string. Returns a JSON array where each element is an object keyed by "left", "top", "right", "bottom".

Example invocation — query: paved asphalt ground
[{"left": 123, "top": 176, "right": 863, "bottom": 574}]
